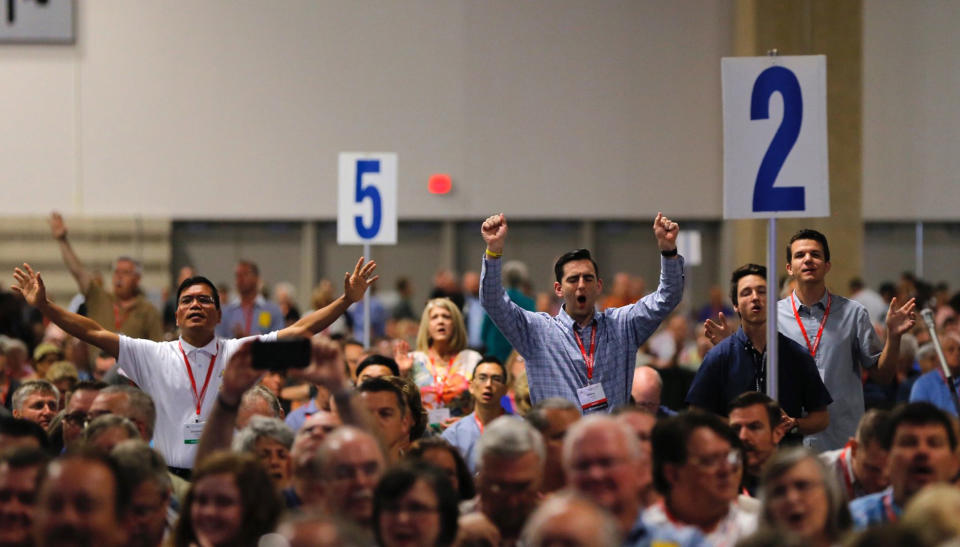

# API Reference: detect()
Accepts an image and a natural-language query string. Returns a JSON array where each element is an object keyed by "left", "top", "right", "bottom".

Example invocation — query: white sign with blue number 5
[
  {"left": 722, "top": 55, "right": 829, "bottom": 219},
  {"left": 337, "top": 153, "right": 398, "bottom": 245}
]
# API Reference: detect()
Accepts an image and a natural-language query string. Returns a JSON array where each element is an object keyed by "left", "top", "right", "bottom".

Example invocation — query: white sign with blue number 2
[
  {"left": 722, "top": 55, "right": 829, "bottom": 219},
  {"left": 337, "top": 152, "right": 398, "bottom": 245}
]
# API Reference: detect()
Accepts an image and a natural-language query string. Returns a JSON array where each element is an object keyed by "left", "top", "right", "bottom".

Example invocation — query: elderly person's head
[
  {"left": 84, "top": 415, "right": 140, "bottom": 452},
  {"left": 759, "top": 447, "right": 851, "bottom": 546},
  {"left": 11, "top": 380, "right": 59, "bottom": 430},
  {"left": 88, "top": 385, "right": 156, "bottom": 442},
  {"left": 232, "top": 415, "right": 295, "bottom": 489},
  {"left": 520, "top": 492, "right": 621, "bottom": 547},
  {"left": 236, "top": 385, "right": 284, "bottom": 430},
  {"left": 111, "top": 441, "right": 173, "bottom": 547}
]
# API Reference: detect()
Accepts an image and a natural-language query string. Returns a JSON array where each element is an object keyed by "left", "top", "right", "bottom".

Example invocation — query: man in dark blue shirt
[{"left": 687, "top": 264, "right": 832, "bottom": 442}]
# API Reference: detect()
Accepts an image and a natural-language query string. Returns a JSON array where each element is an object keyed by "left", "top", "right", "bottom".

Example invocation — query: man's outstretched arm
[
  {"left": 11, "top": 263, "right": 119, "bottom": 357},
  {"left": 49, "top": 212, "right": 94, "bottom": 294},
  {"left": 278, "top": 256, "right": 378, "bottom": 339}
]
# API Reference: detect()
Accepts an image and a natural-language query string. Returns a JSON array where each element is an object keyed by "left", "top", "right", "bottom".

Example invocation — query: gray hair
[
  {"left": 899, "top": 333, "right": 918, "bottom": 361},
  {"left": 917, "top": 342, "right": 937, "bottom": 361},
  {"left": 12, "top": 380, "right": 60, "bottom": 412},
  {"left": 85, "top": 414, "right": 140, "bottom": 444},
  {"left": 759, "top": 447, "right": 851, "bottom": 541},
  {"left": 111, "top": 439, "right": 172, "bottom": 493},
  {"left": 3, "top": 338, "right": 27, "bottom": 356},
  {"left": 233, "top": 415, "right": 295, "bottom": 453},
  {"left": 241, "top": 385, "right": 284, "bottom": 419},
  {"left": 502, "top": 260, "right": 529, "bottom": 289},
  {"left": 100, "top": 385, "right": 157, "bottom": 440},
  {"left": 476, "top": 416, "right": 545, "bottom": 472},
  {"left": 525, "top": 397, "right": 579, "bottom": 433},
  {"left": 520, "top": 492, "right": 621, "bottom": 547},
  {"left": 562, "top": 414, "right": 641, "bottom": 470},
  {"left": 115, "top": 256, "right": 143, "bottom": 276}
]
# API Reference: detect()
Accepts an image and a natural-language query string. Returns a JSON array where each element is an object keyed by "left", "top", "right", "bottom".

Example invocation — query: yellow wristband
[{"left": 485, "top": 248, "right": 502, "bottom": 259}]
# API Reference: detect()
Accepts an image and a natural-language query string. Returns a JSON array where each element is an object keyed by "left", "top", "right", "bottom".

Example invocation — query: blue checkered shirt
[{"left": 480, "top": 255, "right": 684, "bottom": 413}]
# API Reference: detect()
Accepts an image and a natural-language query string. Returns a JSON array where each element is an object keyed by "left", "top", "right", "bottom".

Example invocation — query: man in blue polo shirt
[{"left": 687, "top": 264, "right": 831, "bottom": 442}]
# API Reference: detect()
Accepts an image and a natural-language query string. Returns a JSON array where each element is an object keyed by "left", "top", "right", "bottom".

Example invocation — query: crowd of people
[{"left": 1, "top": 212, "right": 960, "bottom": 546}]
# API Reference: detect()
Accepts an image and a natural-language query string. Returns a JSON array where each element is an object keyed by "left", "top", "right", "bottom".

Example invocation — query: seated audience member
[
  {"left": 31, "top": 343, "right": 64, "bottom": 381},
  {"left": 310, "top": 426, "right": 386, "bottom": 531},
  {"left": 849, "top": 402, "right": 959, "bottom": 528},
  {"left": 442, "top": 356, "right": 508, "bottom": 473},
  {"left": 909, "top": 332, "right": 960, "bottom": 416},
  {"left": 520, "top": 492, "right": 622, "bottom": 547},
  {"left": 84, "top": 414, "right": 140, "bottom": 452},
  {"left": 32, "top": 449, "right": 130, "bottom": 547},
  {"left": 407, "top": 437, "right": 476, "bottom": 501},
  {"left": 562, "top": 415, "right": 653, "bottom": 543},
  {"left": 173, "top": 451, "right": 281, "bottom": 547},
  {"left": 754, "top": 447, "right": 853, "bottom": 547},
  {"left": 386, "top": 375, "right": 428, "bottom": 442},
  {"left": 613, "top": 406, "right": 660, "bottom": 508},
  {"left": 631, "top": 365, "right": 676, "bottom": 417},
  {"left": 0, "top": 416, "right": 49, "bottom": 452},
  {"left": 358, "top": 377, "right": 412, "bottom": 464},
  {"left": 373, "top": 463, "right": 460, "bottom": 547},
  {"left": 355, "top": 354, "right": 400, "bottom": 384},
  {"left": 467, "top": 416, "right": 545, "bottom": 545},
  {"left": 60, "top": 380, "right": 107, "bottom": 449},
  {"left": 232, "top": 415, "right": 294, "bottom": 490},
  {"left": 901, "top": 483, "right": 960, "bottom": 546},
  {"left": 0, "top": 446, "right": 50, "bottom": 547},
  {"left": 691, "top": 264, "right": 832, "bottom": 442},
  {"left": 819, "top": 409, "right": 891, "bottom": 500},
  {"left": 728, "top": 392, "right": 788, "bottom": 496},
  {"left": 236, "top": 384, "right": 284, "bottom": 429},
  {"left": 88, "top": 385, "right": 156, "bottom": 443},
  {"left": 273, "top": 511, "right": 370, "bottom": 547},
  {"left": 525, "top": 397, "right": 580, "bottom": 494},
  {"left": 10, "top": 380, "right": 59, "bottom": 431},
  {"left": 111, "top": 441, "right": 175, "bottom": 547},
  {"left": 44, "top": 361, "right": 78, "bottom": 405},
  {"left": 644, "top": 411, "right": 757, "bottom": 545},
  {"left": 282, "top": 411, "right": 343, "bottom": 510}
]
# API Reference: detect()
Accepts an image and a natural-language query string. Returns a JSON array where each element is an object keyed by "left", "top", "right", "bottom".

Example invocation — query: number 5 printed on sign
[
  {"left": 722, "top": 56, "right": 829, "bottom": 219},
  {"left": 338, "top": 153, "right": 398, "bottom": 245}
]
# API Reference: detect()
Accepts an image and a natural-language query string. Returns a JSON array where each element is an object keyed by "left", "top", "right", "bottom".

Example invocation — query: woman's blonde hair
[{"left": 415, "top": 298, "right": 467, "bottom": 353}]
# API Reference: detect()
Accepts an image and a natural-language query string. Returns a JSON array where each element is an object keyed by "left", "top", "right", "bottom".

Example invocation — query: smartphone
[{"left": 251, "top": 338, "right": 311, "bottom": 370}]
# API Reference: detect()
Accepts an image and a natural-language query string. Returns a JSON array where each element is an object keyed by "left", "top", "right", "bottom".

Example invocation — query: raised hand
[
  {"left": 653, "top": 212, "right": 679, "bottom": 252},
  {"left": 343, "top": 256, "right": 379, "bottom": 303},
  {"left": 393, "top": 339, "right": 413, "bottom": 375},
  {"left": 49, "top": 212, "right": 68, "bottom": 241},
  {"left": 11, "top": 263, "right": 48, "bottom": 308},
  {"left": 219, "top": 341, "right": 263, "bottom": 406},
  {"left": 704, "top": 312, "right": 732, "bottom": 345},
  {"left": 481, "top": 213, "right": 508, "bottom": 255},
  {"left": 885, "top": 297, "right": 917, "bottom": 337}
]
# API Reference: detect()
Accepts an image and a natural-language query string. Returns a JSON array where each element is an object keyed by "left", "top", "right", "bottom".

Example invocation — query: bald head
[{"left": 631, "top": 366, "right": 662, "bottom": 414}]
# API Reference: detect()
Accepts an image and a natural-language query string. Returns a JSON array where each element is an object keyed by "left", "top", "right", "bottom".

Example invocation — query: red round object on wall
[{"left": 428, "top": 174, "right": 452, "bottom": 194}]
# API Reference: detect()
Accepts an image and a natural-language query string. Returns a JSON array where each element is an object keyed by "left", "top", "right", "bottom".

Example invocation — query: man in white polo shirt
[{"left": 11, "top": 258, "right": 377, "bottom": 476}]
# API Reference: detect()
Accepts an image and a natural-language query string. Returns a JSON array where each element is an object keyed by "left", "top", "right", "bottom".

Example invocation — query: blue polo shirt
[{"left": 686, "top": 328, "right": 832, "bottom": 419}]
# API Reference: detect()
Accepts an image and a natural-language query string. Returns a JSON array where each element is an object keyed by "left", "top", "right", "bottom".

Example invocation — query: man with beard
[
  {"left": 442, "top": 356, "right": 508, "bottom": 473},
  {"left": 727, "top": 392, "right": 786, "bottom": 496},
  {"left": 0, "top": 447, "right": 50, "bottom": 547},
  {"left": 32, "top": 450, "right": 129, "bottom": 547},
  {"left": 849, "top": 402, "right": 959, "bottom": 527}
]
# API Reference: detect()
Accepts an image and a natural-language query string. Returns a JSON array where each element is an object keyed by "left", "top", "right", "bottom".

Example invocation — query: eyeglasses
[
  {"left": 330, "top": 462, "right": 381, "bottom": 481},
  {"left": 179, "top": 294, "right": 216, "bottom": 306},
  {"left": 473, "top": 374, "right": 505, "bottom": 385},
  {"left": 688, "top": 449, "right": 742, "bottom": 471},
  {"left": 381, "top": 501, "right": 439, "bottom": 515},
  {"left": 64, "top": 412, "right": 89, "bottom": 426}
]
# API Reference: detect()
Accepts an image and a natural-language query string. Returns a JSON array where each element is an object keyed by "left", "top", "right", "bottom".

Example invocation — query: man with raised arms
[
  {"left": 479, "top": 212, "right": 683, "bottom": 413},
  {"left": 11, "top": 258, "right": 376, "bottom": 475}
]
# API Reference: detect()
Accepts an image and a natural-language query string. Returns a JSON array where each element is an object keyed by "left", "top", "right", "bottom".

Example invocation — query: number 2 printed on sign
[{"left": 750, "top": 66, "right": 805, "bottom": 212}]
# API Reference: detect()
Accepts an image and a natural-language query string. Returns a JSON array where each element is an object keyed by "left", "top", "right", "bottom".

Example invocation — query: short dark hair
[
  {"left": 386, "top": 376, "right": 427, "bottom": 442},
  {"left": 730, "top": 264, "right": 766, "bottom": 308},
  {"left": 357, "top": 377, "right": 407, "bottom": 417},
  {"left": 406, "top": 437, "right": 476, "bottom": 500},
  {"left": 651, "top": 411, "right": 740, "bottom": 495},
  {"left": 881, "top": 402, "right": 957, "bottom": 451},
  {"left": 374, "top": 464, "right": 460, "bottom": 546},
  {"left": 855, "top": 409, "right": 891, "bottom": 447},
  {"left": 55, "top": 447, "right": 131, "bottom": 520},
  {"left": 176, "top": 275, "right": 221, "bottom": 310},
  {"left": 554, "top": 249, "right": 600, "bottom": 283},
  {"left": 786, "top": 229, "right": 830, "bottom": 263},
  {"left": 356, "top": 355, "right": 400, "bottom": 378},
  {"left": 728, "top": 391, "right": 781, "bottom": 430},
  {"left": 65, "top": 380, "right": 108, "bottom": 408},
  {"left": 0, "top": 416, "right": 50, "bottom": 452},
  {"left": 237, "top": 259, "right": 260, "bottom": 277},
  {"left": 474, "top": 355, "right": 508, "bottom": 383}
]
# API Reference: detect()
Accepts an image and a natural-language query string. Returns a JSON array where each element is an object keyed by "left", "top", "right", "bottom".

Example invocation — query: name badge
[
  {"left": 183, "top": 421, "right": 205, "bottom": 445},
  {"left": 576, "top": 383, "right": 608, "bottom": 413},
  {"left": 428, "top": 408, "right": 451, "bottom": 425}
]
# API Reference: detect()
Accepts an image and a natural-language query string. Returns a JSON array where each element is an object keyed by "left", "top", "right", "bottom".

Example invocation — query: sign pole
[
  {"left": 766, "top": 217, "right": 778, "bottom": 400},
  {"left": 363, "top": 242, "right": 371, "bottom": 349},
  {"left": 915, "top": 221, "right": 924, "bottom": 279}
]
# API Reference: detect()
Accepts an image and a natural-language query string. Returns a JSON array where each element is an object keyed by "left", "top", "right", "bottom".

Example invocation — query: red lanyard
[
  {"left": 473, "top": 412, "right": 485, "bottom": 434},
  {"left": 426, "top": 353, "right": 456, "bottom": 385},
  {"left": 882, "top": 490, "right": 898, "bottom": 523},
  {"left": 790, "top": 292, "right": 831, "bottom": 357},
  {"left": 178, "top": 341, "right": 219, "bottom": 417},
  {"left": 837, "top": 443, "right": 855, "bottom": 498},
  {"left": 113, "top": 303, "right": 127, "bottom": 330},
  {"left": 242, "top": 304, "right": 254, "bottom": 336},
  {"left": 573, "top": 323, "right": 597, "bottom": 380}
]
